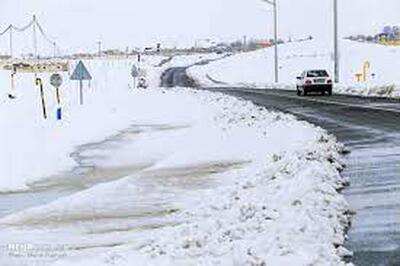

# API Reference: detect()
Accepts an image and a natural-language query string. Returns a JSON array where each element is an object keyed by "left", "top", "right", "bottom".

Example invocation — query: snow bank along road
[
  {"left": 0, "top": 55, "right": 351, "bottom": 266},
  {"left": 163, "top": 67, "right": 400, "bottom": 265}
]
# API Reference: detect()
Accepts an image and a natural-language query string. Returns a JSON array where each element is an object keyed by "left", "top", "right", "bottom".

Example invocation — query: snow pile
[
  {"left": 127, "top": 91, "right": 352, "bottom": 266},
  {"left": 0, "top": 54, "right": 351, "bottom": 265},
  {"left": 188, "top": 39, "right": 400, "bottom": 98},
  {"left": 1, "top": 89, "right": 350, "bottom": 266}
]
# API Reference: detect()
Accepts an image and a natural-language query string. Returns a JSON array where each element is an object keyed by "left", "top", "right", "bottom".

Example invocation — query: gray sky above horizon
[{"left": 0, "top": 0, "right": 399, "bottom": 54}]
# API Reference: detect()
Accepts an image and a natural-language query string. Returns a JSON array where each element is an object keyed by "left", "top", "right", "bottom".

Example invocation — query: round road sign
[
  {"left": 50, "top": 73, "right": 63, "bottom": 88},
  {"left": 131, "top": 64, "right": 139, "bottom": 78}
]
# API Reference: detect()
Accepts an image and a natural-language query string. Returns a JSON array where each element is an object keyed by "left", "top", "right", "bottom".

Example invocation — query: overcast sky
[{"left": 0, "top": 0, "right": 399, "bottom": 54}]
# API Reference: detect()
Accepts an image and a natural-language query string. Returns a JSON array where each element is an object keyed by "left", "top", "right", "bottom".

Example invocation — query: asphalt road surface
[{"left": 161, "top": 67, "right": 400, "bottom": 266}]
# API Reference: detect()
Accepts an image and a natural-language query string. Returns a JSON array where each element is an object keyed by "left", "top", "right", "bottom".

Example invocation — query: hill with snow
[{"left": 189, "top": 39, "right": 400, "bottom": 98}]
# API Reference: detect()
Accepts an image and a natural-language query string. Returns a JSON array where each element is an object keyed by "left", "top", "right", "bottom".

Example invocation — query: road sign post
[
  {"left": 56, "top": 87, "right": 61, "bottom": 104},
  {"left": 363, "top": 61, "right": 370, "bottom": 82},
  {"left": 35, "top": 77, "right": 47, "bottom": 119},
  {"left": 70, "top": 60, "right": 92, "bottom": 105},
  {"left": 8, "top": 65, "right": 17, "bottom": 99},
  {"left": 50, "top": 73, "right": 63, "bottom": 120},
  {"left": 80, "top": 80, "right": 83, "bottom": 104},
  {"left": 10, "top": 73, "right": 15, "bottom": 96}
]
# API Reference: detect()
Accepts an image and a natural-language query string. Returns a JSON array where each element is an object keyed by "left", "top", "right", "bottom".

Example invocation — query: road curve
[{"left": 161, "top": 67, "right": 400, "bottom": 266}]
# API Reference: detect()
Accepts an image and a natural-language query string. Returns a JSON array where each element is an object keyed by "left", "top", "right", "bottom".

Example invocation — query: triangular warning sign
[{"left": 70, "top": 60, "right": 92, "bottom": 81}]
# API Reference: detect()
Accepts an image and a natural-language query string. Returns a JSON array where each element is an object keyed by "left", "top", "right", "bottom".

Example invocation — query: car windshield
[{"left": 307, "top": 70, "right": 329, "bottom": 77}]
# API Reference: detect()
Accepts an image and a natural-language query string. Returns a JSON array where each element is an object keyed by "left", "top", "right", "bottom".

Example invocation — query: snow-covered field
[
  {"left": 0, "top": 54, "right": 351, "bottom": 265},
  {"left": 0, "top": 53, "right": 223, "bottom": 192},
  {"left": 188, "top": 39, "right": 400, "bottom": 98}
]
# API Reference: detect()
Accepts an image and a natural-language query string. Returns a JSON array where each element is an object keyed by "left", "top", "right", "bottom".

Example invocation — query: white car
[{"left": 296, "top": 70, "right": 333, "bottom": 96}]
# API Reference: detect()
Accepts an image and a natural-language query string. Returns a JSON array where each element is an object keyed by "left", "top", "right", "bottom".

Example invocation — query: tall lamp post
[
  {"left": 333, "top": 0, "right": 339, "bottom": 83},
  {"left": 262, "top": 0, "right": 279, "bottom": 83},
  {"left": 97, "top": 40, "right": 102, "bottom": 57}
]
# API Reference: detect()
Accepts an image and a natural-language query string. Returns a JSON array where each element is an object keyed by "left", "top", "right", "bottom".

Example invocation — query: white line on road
[{"left": 238, "top": 89, "right": 400, "bottom": 114}]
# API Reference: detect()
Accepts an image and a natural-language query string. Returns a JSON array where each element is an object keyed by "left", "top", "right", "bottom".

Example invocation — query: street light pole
[
  {"left": 262, "top": 0, "right": 279, "bottom": 83},
  {"left": 97, "top": 40, "right": 102, "bottom": 57},
  {"left": 333, "top": 0, "right": 339, "bottom": 83},
  {"left": 273, "top": 0, "right": 279, "bottom": 83}
]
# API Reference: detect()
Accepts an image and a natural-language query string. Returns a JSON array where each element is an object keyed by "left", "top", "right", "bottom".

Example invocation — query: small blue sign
[{"left": 57, "top": 107, "right": 62, "bottom": 120}]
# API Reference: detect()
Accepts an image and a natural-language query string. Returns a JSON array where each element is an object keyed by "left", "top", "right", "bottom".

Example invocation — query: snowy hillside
[{"left": 188, "top": 39, "right": 400, "bottom": 98}]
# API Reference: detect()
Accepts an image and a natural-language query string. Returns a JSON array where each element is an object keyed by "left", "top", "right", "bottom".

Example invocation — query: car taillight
[
  {"left": 327, "top": 79, "right": 333, "bottom": 84},
  {"left": 305, "top": 80, "right": 312, "bottom": 85}
]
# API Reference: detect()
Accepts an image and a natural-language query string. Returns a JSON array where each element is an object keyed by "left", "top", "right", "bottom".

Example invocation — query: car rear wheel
[{"left": 296, "top": 86, "right": 302, "bottom": 96}]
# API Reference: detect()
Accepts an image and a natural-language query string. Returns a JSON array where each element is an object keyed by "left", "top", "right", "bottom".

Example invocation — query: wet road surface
[{"left": 162, "top": 67, "right": 400, "bottom": 266}]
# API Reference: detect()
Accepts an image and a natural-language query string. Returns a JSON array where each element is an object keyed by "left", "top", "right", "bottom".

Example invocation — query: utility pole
[
  {"left": 333, "top": 0, "right": 339, "bottom": 83},
  {"left": 9, "top": 26, "right": 13, "bottom": 58},
  {"left": 33, "top": 15, "right": 38, "bottom": 59},
  {"left": 262, "top": 0, "right": 279, "bottom": 83},
  {"left": 53, "top": 42, "right": 57, "bottom": 58}
]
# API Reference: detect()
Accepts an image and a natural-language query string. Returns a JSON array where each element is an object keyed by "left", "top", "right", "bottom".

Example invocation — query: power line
[
  {"left": 0, "top": 15, "right": 60, "bottom": 57},
  {"left": 11, "top": 18, "right": 35, "bottom": 32},
  {"left": 0, "top": 25, "right": 12, "bottom": 36},
  {"left": 35, "top": 17, "right": 57, "bottom": 47}
]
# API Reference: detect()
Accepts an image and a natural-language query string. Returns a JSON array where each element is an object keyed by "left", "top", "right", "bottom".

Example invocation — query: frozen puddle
[
  {"left": 1, "top": 162, "right": 244, "bottom": 226},
  {"left": 0, "top": 188, "right": 76, "bottom": 218},
  {"left": 0, "top": 125, "right": 161, "bottom": 218},
  {"left": 0, "top": 124, "right": 246, "bottom": 263},
  {"left": 0, "top": 124, "right": 244, "bottom": 219},
  {"left": 28, "top": 124, "right": 185, "bottom": 191}
]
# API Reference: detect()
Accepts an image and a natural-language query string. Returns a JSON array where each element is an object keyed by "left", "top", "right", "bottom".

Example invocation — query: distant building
[
  {"left": 378, "top": 26, "right": 400, "bottom": 41},
  {"left": 255, "top": 40, "right": 273, "bottom": 48},
  {"left": 0, "top": 55, "right": 11, "bottom": 60},
  {"left": 383, "top": 26, "right": 393, "bottom": 35},
  {"left": 369, "top": 26, "right": 400, "bottom": 46}
]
